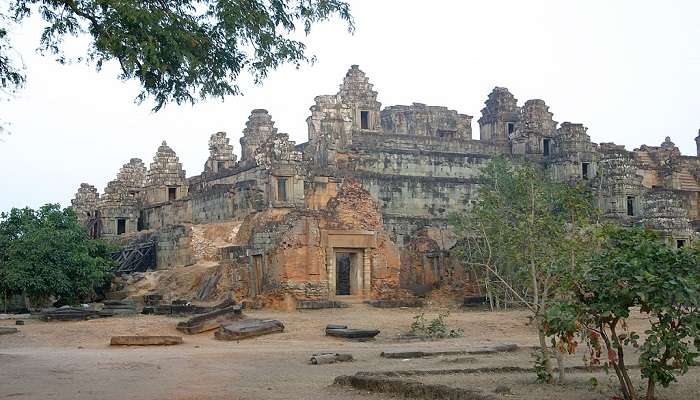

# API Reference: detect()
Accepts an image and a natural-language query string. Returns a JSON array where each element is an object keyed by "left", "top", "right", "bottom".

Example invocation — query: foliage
[
  {"left": 451, "top": 156, "right": 597, "bottom": 383},
  {"left": 0, "top": 204, "right": 115, "bottom": 306},
  {"left": 532, "top": 348, "right": 553, "bottom": 383},
  {"left": 545, "top": 227, "right": 700, "bottom": 400},
  {"left": 409, "top": 311, "right": 464, "bottom": 339},
  {"left": 4, "top": 0, "right": 353, "bottom": 110}
]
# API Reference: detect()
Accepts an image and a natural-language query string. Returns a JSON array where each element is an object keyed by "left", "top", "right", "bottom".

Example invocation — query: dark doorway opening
[
  {"left": 507, "top": 122, "right": 515, "bottom": 136},
  {"left": 360, "top": 111, "right": 369, "bottom": 130},
  {"left": 582, "top": 162, "right": 590, "bottom": 180},
  {"left": 277, "top": 177, "right": 288, "bottom": 202},
  {"left": 677, "top": 239, "right": 686, "bottom": 249},
  {"left": 217, "top": 161, "right": 225, "bottom": 171},
  {"left": 116, "top": 218, "right": 126, "bottom": 235},
  {"left": 626, "top": 196, "right": 635, "bottom": 216},
  {"left": 168, "top": 187, "right": 177, "bottom": 201},
  {"left": 543, "top": 138, "right": 551, "bottom": 156},
  {"left": 336, "top": 252, "right": 352, "bottom": 295}
]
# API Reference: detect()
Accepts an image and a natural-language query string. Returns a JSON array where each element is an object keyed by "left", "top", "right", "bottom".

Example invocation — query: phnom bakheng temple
[{"left": 71, "top": 65, "right": 700, "bottom": 304}]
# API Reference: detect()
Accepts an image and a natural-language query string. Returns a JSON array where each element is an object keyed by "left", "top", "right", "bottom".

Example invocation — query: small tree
[
  {"left": 546, "top": 227, "right": 700, "bottom": 400},
  {"left": 452, "top": 157, "right": 597, "bottom": 383},
  {"left": 0, "top": 204, "right": 114, "bottom": 307}
]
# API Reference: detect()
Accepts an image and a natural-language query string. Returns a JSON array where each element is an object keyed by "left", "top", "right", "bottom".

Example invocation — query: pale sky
[{"left": 1, "top": 0, "right": 699, "bottom": 212}]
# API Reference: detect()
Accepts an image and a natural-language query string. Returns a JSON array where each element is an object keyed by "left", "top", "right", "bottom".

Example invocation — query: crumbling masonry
[{"left": 72, "top": 65, "right": 700, "bottom": 301}]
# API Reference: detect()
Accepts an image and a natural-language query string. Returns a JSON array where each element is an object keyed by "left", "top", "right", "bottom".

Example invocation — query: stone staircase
[{"left": 676, "top": 171, "right": 700, "bottom": 191}]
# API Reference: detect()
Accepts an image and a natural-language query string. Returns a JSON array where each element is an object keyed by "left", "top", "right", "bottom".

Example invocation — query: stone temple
[{"left": 72, "top": 65, "right": 700, "bottom": 302}]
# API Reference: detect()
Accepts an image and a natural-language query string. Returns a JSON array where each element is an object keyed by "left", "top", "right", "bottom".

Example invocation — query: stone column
[
  {"left": 327, "top": 249, "right": 336, "bottom": 299},
  {"left": 362, "top": 248, "right": 371, "bottom": 298}
]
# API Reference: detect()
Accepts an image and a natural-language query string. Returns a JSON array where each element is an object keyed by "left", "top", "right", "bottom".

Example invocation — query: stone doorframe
[{"left": 321, "top": 230, "right": 377, "bottom": 299}]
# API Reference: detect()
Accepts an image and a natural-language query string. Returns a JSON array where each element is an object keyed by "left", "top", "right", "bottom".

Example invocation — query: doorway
[
  {"left": 336, "top": 252, "right": 352, "bottom": 295},
  {"left": 335, "top": 251, "right": 362, "bottom": 296}
]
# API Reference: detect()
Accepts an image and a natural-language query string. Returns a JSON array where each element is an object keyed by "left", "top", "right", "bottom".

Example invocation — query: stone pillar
[
  {"left": 327, "top": 249, "right": 336, "bottom": 299},
  {"left": 695, "top": 129, "right": 700, "bottom": 157},
  {"left": 362, "top": 248, "right": 371, "bottom": 298}
]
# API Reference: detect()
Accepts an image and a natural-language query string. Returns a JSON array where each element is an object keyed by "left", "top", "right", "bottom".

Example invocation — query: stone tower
[
  {"left": 240, "top": 109, "right": 277, "bottom": 161},
  {"left": 71, "top": 183, "right": 99, "bottom": 224},
  {"left": 204, "top": 131, "right": 237, "bottom": 174},
  {"left": 478, "top": 87, "right": 519, "bottom": 144},
  {"left": 695, "top": 130, "right": 700, "bottom": 157},
  {"left": 338, "top": 65, "right": 381, "bottom": 132},
  {"left": 145, "top": 141, "right": 187, "bottom": 204},
  {"left": 116, "top": 158, "right": 147, "bottom": 194},
  {"left": 511, "top": 99, "right": 557, "bottom": 156}
]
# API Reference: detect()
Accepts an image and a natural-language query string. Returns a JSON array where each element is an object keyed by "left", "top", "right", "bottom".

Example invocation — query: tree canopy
[
  {"left": 0, "top": 204, "right": 114, "bottom": 307},
  {"left": 545, "top": 227, "right": 700, "bottom": 400},
  {"left": 1, "top": 0, "right": 353, "bottom": 110},
  {"left": 451, "top": 157, "right": 598, "bottom": 383}
]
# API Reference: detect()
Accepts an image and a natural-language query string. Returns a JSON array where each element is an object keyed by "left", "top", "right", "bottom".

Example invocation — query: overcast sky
[{"left": 1, "top": 0, "right": 699, "bottom": 212}]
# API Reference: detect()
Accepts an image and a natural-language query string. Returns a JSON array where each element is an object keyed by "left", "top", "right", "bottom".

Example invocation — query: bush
[
  {"left": 410, "top": 311, "right": 464, "bottom": 339},
  {"left": 0, "top": 204, "right": 115, "bottom": 307}
]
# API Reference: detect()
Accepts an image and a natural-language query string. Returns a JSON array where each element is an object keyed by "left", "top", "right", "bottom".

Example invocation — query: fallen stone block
[
  {"left": 325, "top": 325, "right": 380, "bottom": 340},
  {"left": 176, "top": 305, "right": 243, "bottom": 334},
  {"left": 99, "top": 300, "right": 138, "bottom": 317},
  {"left": 380, "top": 344, "right": 518, "bottom": 359},
  {"left": 0, "top": 327, "right": 19, "bottom": 335},
  {"left": 110, "top": 336, "right": 183, "bottom": 346},
  {"left": 310, "top": 352, "right": 354, "bottom": 365},
  {"left": 468, "top": 343, "right": 518, "bottom": 354},
  {"left": 143, "top": 294, "right": 163, "bottom": 306},
  {"left": 296, "top": 300, "right": 349, "bottom": 310},
  {"left": 215, "top": 319, "right": 284, "bottom": 341},
  {"left": 334, "top": 374, "right": 496, "bottom": 400},
  {"left": 15, "top": 320, "right": 24, "bottom": 326},
  {"left": 41, "top": 307, "right": 100, "bottom": 321},
  {"left": 364, "top": 299, "right": 424, "bottom": 308}
]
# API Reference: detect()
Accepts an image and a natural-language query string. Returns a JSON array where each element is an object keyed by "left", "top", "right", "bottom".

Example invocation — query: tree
[
  {"left": 451, "top": 157, "right": 597, "bottom": 383},
  {"left": 0, "top": 204, "right": 114, "bottom": 308},
  {"left": 2, "top": 0, "right": 353, "bottom": 111},
  {"left": 545, "top": 227, "right": 700, "bottom": 400}
]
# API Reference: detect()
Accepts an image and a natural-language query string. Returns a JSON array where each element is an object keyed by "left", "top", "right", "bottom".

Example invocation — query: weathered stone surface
[
  {"left": 176, "top": 305, "right": 242, "bottom": 334},
  {"left": 0, "top": 327, "right": 19, "bottom": 335},
  {"left": 325, "top": 325, "right": 380, "bottom": 340},
  {"left": 41, "top": 307, "right": 100, "bottom": 321},
  {"left": 310, "top": 352, "right": 354, "bottom": 365},
  {"left": 215, "top": 319, "right": 284, "bottom": 340},
  {"left": 110, "top": 336, "right": 183, "bottom": 346},
  {"left": 71, "top": 64, "right": 700, "bottom": 306}
]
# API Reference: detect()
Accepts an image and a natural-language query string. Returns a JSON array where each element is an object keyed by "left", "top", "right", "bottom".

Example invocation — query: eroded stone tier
[
  {"left": 514, "top": 99, "right": 557, "bottom": 137},
  {"left": 380, "top": 103, "right": 472, "bottom": 139},
  {"left": 71, "top": 183, "right": 99, "bottom": 223},
  {"left": 204, "top": 132, "right": 237, "bottom": 173},
  {"left": 146, "top": 141, "right": 186, "bottom": 187},
  {"left": 479, "top": 87, "right": 519, "bottom": 123},
  {"left": 116, "top": 158, "right": 146, "bottom": 191},
  {"left": 338, "top": 65, "right": 380, "bottom": 110},
  {"left": 241, "top": 110, "right": 278, "bottom": 161},
  {"left": 641, "top": 189, "right": 694, "bottom": 241}
]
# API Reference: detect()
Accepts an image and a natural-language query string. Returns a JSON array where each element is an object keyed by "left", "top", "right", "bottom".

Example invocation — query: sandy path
[{"left": 0, "top": 305, "right": 652, "bottom": 400}]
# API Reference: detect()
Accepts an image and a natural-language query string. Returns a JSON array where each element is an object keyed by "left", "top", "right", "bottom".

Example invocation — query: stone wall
[{"left": 71, "top": 64, "right": 700, "bottom": 303}]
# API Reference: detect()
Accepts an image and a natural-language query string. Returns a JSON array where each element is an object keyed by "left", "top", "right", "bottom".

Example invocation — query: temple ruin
[{"left": 71, "top": 65, "right": 700, "bottom": 302}]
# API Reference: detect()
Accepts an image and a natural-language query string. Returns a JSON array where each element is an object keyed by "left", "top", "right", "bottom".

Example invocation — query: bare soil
[{"left": 0, "top": 304, "right": 686, "bottom": 400}]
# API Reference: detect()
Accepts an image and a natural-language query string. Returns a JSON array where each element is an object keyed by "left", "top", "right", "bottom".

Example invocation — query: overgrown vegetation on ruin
[
  {"left": 452, "top": 156, "right": 597, "bottom": 383},
  {"left": 453, "top": 157, "right": 700, "bottom": 399},
  {"left": 0, "top": 204, "right": 115, "bottom": 309}
]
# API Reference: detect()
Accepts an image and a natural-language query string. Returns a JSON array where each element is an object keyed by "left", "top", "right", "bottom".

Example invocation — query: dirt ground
[{"left": 0, "top": 304, "right": 688, "bottom": 400}]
